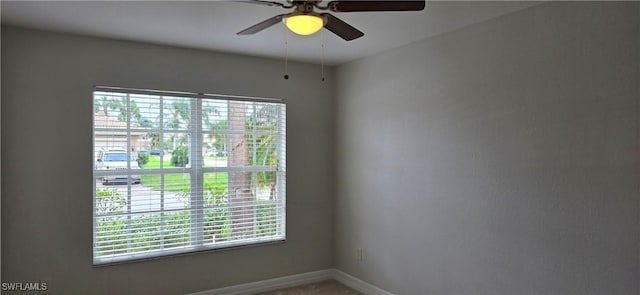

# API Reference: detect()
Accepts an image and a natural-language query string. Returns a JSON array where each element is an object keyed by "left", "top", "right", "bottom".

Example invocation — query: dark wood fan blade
[
  {"left": 233, "top": 0, "right": 291, "bottom": 9},
  {"left": 328, "top": 1, "right": 425, "bottom": 12},
  {"left": 237, "top": 14, "right": 288, "bottom": 35},
  {"left": 321, "top": 13, "right": 364, "bottom": 41}
]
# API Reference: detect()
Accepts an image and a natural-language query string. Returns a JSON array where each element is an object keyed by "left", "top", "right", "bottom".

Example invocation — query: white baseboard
[
  {"left": 332, "top": 270, "right": 394, "bottom": 295},
  {"left": 187, "top": 269, "right": 334, "bottom": 295},
  {"left": 187, "top": 268, "right": 393, "bottom": 295}
]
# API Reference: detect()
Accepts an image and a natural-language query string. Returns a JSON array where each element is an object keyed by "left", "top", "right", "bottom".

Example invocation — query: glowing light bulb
[{"left": 285, "top": 14, "right": 325, "bottom": 36}]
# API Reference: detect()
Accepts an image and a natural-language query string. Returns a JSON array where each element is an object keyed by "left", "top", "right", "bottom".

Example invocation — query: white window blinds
[{"left": 92, "top": 87, "right": 286, "bottom": 265}]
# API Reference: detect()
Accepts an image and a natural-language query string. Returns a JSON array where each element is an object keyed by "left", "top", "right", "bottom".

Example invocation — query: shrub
[
  {"left": 171, "top": 145, "right": 189, "bottom": 167},
  {"left": 137, "top": 153, "right": 150, "bottom": 166},
  {"left": 95, "top": 188, "right": 126, "bottom": 214}
]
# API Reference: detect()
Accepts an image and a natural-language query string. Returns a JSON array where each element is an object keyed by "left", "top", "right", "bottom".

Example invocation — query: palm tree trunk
[{"left": 229, "top": 101, "right": 252, "bottom": 238}]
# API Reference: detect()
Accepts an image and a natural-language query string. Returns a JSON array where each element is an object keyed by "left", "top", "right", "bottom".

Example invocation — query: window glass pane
[
  {"left": 163, "top": 173, "right": 191, "bottom": 208},
  {"left": 251, "top": 102, "right": 281, "bottom": 131},
  {"left": 256, "top": 201, "right": 278, "bottom": 237},
  {"left": 204, "top": 207, "right": 230, "bottom": 243},
  {"left": 95, "top": 215, "right": 128, "bottom": 257},
  {"left": 129, "top": 213, "right": 163, "bottom": 252},
  {"left": 202, "top": 99, "right": 228, "bottom": 128},
  {"left": 95, "top": 131, "right": 130, "bottom": 169},
  {"left": 163, "top": 210, "right": 191, "bottom": 249},
  {"left": 138, "top": 150, "right": 162, "bottom": 169},
  {"left": 249, "top": 133, "right": 279, "bottom": 167},
  {"left": 130, "top": 93, "right": 161, "bottom": 129},
  {"left": 203, "top": 172, "right": 229, "bottom": 207},
  {"left": 131, "top": 175, "right": 162, "bottom": 212},
  {"left": 255, "top": 171, "right": 277, "bottom": 200},
  {"left": 94, "top": 131, "right": 130, "bottom": 156},
  {"left": 94, "top": 92, "right": 128, "bottom": 129},
  {"left": 202, "top": 142, "right": 228, "bottom": 168},
  {"left": 95, "top": 185, "right": 127, "bottom": 216},
  {"left": 163, "top": 96, "right": 191, "bottom": 131},
  {"left": 163, "top": 133, "right": 191, "bottom": 169}
]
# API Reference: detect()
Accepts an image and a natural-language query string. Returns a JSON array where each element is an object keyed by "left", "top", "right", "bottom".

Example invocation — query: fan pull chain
[
  {"left": 321, "top": 29, "right": 326, "bottom": 82},
  {"left": 283, "top": 25, "right": 289, "bottom": 80}
]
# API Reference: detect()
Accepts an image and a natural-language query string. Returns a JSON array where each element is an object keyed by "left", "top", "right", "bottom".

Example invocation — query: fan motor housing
[{"left": 292, "top": 1, "right": 317, "bottom": 13}]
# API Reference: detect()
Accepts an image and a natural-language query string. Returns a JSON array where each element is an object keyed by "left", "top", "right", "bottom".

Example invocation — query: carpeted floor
[{"left": 256, "top": 280, "right": 363, "bottom": 295}]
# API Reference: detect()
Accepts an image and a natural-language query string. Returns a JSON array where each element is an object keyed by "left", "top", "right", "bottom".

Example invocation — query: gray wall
[
  {"left": 3, "top": 2, "right": 640, "bottom": 295},
  {"left": 334, "top": 2, "right": 639, "bottom": 294},
  {"left": 1, "top": 26, "right": 334, "bottom": 294}
]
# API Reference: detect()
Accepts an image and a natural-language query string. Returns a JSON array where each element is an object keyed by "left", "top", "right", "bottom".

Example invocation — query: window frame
[{"left": 92, "top": 86, "right": 286, "bottom": 265}]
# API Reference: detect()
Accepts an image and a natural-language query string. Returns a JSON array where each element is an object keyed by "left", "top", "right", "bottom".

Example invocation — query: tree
[
  {"left": 204, "top": 120, "right": 228, "bottom": 152},
  {"left": 95, "top": 95, "right": 148, "bottom": 127},
  {"left": 166, "top": 100, "right": 191, "bottom": 150},
  {"left": 171, "top": 145, "right": 189, "bottom": 167},
  {"left": 147, "top": 132, "right": 161, "bottom": 149},
  {"left": 94, "top": 96, "right": 111, "bottom": 116},
  {"left": 229, "top": 101, "right": 252, "bottom": 238},
  {"left": 203, "top": 106, "right": 226, "bottom": 152}
]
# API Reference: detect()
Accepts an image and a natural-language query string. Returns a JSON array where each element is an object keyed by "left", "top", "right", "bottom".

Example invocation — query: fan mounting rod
[{"left": 292, "top": 1, "right": 317, "bottom": 13}]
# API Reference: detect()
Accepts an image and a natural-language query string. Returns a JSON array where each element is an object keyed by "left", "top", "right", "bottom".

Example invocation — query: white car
[{"left": 96, "top": 150, "right": 141, "bottom": 185}]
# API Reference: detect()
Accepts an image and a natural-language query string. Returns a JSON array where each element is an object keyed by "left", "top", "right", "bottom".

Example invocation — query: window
[{"left": 92, "top": 87, "right": 286, "bottom": 265}]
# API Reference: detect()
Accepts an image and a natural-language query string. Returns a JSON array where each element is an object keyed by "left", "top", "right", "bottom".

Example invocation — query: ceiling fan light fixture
[{"left": 284, "top": 13, "right": 325, "bottom": 36}]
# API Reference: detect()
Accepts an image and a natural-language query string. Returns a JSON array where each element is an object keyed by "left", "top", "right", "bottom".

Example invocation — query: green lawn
[
  {"left": 205, "top": 155, "right": 228, "bottom": 161},
  {"left": 141, "top": 155, "right": 172, "bottom": 169},
  {"left": 143, "top": 155, "right": 228, "bottom": 168},
  {"left": 140, "top": 156, "right": 228, "bottom": 192}
]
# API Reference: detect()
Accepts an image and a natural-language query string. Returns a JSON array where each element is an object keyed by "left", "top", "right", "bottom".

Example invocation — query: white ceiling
[{"left": 0, "top": 1, "right": 540, "bottom": 65}]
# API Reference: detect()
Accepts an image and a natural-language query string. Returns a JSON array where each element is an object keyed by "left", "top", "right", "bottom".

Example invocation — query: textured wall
[
  {"left": 1, "top": 26, "right": 334, "bottom": 295},
  {"left": 335, "top": 2, "right": 639, "bottom": 294}
]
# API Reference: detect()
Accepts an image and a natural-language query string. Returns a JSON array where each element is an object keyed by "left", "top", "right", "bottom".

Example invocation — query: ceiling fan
[{"left": 237, "top": 0, "right": 426, "bottom": 41}]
